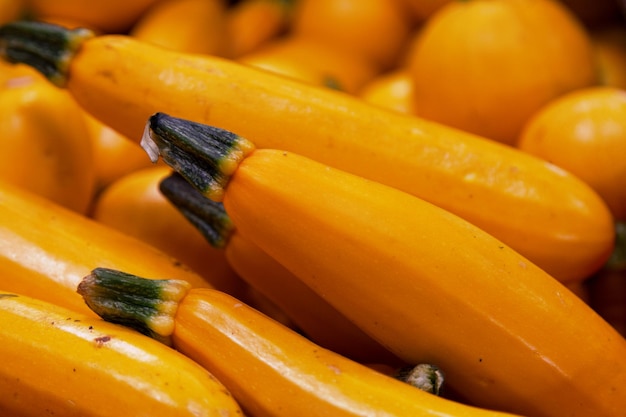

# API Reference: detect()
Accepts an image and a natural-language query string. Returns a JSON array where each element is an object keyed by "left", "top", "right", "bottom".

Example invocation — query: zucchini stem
[
  {"left": 394, "top": 363, "right": 445, "bottom": 396},
  {"left": 159, "top": 172, "right": 235, "bottom": 248},
  {"left": 77, "top": 267, "right": 191, "bottom": 346},
  {"left": 0, "top": 20, "right": 94, "bottom": 86},
  {"left": 141, "top": 112, "right": 255, "bottom": 202}
]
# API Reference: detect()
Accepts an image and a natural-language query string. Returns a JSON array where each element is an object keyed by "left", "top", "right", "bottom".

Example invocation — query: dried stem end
[
  {"left": 141, "top": 112, "right": 255, "bottom": 202},
  {"left": 395, "top": 363, "right": 445, "bottom": 396},
  {"left": 159, "top": 172, "right": 235, "bottom": 248},
  {"left": 77, "top": 267, "right": 191, "bottom": 346},
  {"left": 0, "top": 20, "right": 94, "bottom": 87}
]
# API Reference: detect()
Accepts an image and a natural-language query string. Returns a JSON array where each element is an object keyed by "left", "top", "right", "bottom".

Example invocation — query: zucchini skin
[
  {"left": 173, "top": 288, "right": 525, "bottom": 417},
  {"left": 26, "top": 0, "right": 163, "bottom": 33},
  {"left": 139, "top": 114, "right": 626, "bottom": 417},
  {"left": 0, "top": 21, "right": 615, "bottom": 282},
  {"left": 77, "top": 269, "right": 525, "bottom": 417},
  {"left": 91, "top": 166, "right": 247, "bottom": 298},
  {"left": 224, "top": 149, "right": 626, "bottom": 417},
  {"left": 74, "top": 34, "right": 613, "bottom": 282},
  {"left": 0, "top": 177, "right": 212, "bottom": 315},
  {"left": 0, "top": 291, "right": 243, "bottom": 417},
  {"left": 0, "top": 60, "right": 95, "bottom": 213},
  {"left": 158, "top": 171, "right": 403, "bottom": 365}
]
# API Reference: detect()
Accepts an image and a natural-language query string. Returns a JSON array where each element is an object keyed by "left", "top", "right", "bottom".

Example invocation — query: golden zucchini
[
  {"left": 0, "top": 290, "right": 243, "bottom": 416},
  {"left": 0, "top": 20, "right": 615, "bottom": 282},
  {"left": 77, "top": 267, "right": 525, "bottom": 417},
  {"left": 137, "top": 113, "right": 626, "bottom": 417},
  {"left": 159, "top": 172, "right": 403, "bottom": 365},
  {"left": 0, "top": 177, "right": 213, "bottom": 315}
]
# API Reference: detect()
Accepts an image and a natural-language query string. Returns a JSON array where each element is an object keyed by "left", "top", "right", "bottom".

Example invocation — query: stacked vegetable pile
[{"left": 0, "top": 0, "right": 625, "bottom": 416}]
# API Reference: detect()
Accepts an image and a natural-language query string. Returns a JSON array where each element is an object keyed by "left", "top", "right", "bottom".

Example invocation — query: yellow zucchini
[
  {"left": 0, "top": 177, "right": 213, "bottom": 315},
  {"left": 0, "top": 60, "right": 95, "bottom": 213},
  {"left": 77, "top": 267, "right": 525, "bottom": 417},
  {"left": 91, "top": 166, "right": 248, "bottom": 298},
  {"left": 0, "top": 20, "right": 615, "bottom": 282},
  {"left": 159, "top": 172, "right": 403, "bottom": 365},
  {"left": 138, "top": 113, "right": 626, "bottom": 417},
  {"left": 0, "top": 290, "right": 243, "bottom": 416}
]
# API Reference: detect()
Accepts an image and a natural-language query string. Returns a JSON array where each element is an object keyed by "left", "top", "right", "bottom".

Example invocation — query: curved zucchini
[
  {"left": 0, "top": 177, "right": 212, "bottom": 315},
  {"left": 159, "top": 172, "right": 403, "bottom": 365},
  {"left": 136, "top": 113, "right": 626, "bottom": 417},
  {"left": 78, "top": 268, "right": 525, "bottom": 417},
  {"left": 0, "top": 20, "right": 614, "bottom": 282}
]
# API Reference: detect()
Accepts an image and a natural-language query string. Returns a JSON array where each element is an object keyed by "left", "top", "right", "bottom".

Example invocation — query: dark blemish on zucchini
[
  {"left": 0, "top": 293, "right": 18, "bottom": 299},
  {"left": 94, "top": 335, "right": 111, "bottom": 347}
]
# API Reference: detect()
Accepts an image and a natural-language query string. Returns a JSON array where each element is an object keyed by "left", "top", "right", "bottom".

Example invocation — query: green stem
[
  {"left": 141, "top": 113, "right": 255, "bottom": 202},
  {"left": 0, "top": 20, "right": 94, "bottom": 87},
  {"left": 159, "top": 172, "right": 235, "bottom": 248},
  {"left": 394, "top": 363, "right": 445, "bottom": 396},
  {"left": 77, "top": 267, "right": 191, "bottom": 346}
]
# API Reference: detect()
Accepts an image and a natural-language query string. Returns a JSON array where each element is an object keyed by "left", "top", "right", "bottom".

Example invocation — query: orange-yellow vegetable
[
  {"left": 357, "top": 68, "right": 416, "bottom": 114},
  {"left": 0, "top": 177, "right": 213, "bottom": 315},
  {"left": 175, "top": 290, "right": 521, "bottom": 417},
  {"left": 0, "top": 21, "right": 614, "bottom": 282},
  {"left": 0, "top": 0, "right": 25, "bottom": 24},
  {"left": 26, "top": 0, "right": 163, "bottom": 33},
  {"left": 83, "top": 110, "right": 155, "bottom": 192},
  {"left": 236, "top": 35, "right": 378, "bottom": 93},
  {"left": 226, "top": 233, "right": 403, "bottom": 365},
  {"left": 141, "top": 113, "right": 626, "bottom": 417},
  {"left": 78, "top": 268, "right": 525, "bottom": 417},
  {"left": 290, "top": 0, "right": 413, "bottom": 70},
  {"left": 517, "top": 86, "right": 626, "bottom": 220},
  {"left": 131, "top": 0, "right": 231, "bottom": 57},
  {"left": 237, "top": 40, "right": 345, "bottom": 90},
  {"left": 0, "top": 290, "right": 243, "bottom": 417},
  {"left": 91, "top": 166, "right": 247, "bottom": 297},
  {"left": 158, "top": 171, "right": 402, "bottom": 365},
  {"left": 406, "top": 0, "right": 597, "bottom": 145},
  {"left": 0, "top": 60, "right": 95, "bottom": 213},
  {"left": 226, "top": 0, "right": 294, "bottom": 58}
]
